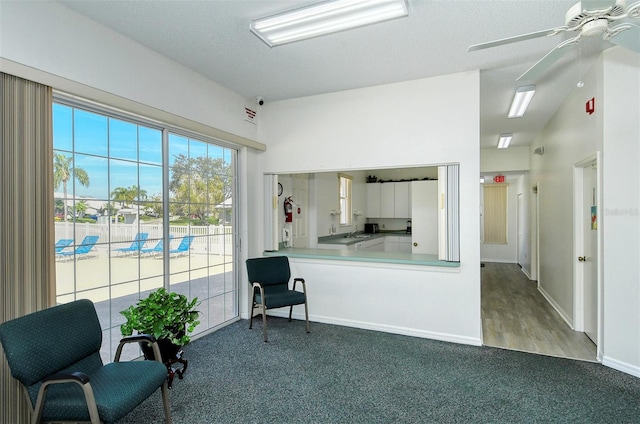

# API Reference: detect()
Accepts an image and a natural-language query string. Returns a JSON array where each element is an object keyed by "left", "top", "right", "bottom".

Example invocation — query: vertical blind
[
  {"left": 1, "top": 72, "right": 55, "bottom": 423},
  {"left": 483, "top": 184, "right": 508, "bottom": 244}
]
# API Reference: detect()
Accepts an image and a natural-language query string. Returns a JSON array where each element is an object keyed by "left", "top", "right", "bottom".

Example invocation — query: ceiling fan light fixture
[
  {"left": 508, "top": 85, "right": 536, "bottom": 118},
  {"left": 250, "top": 0, "right": 409, "bottom": 47},
  {"left": 498, "top": 133, "right": 513, "bottom": 149}
]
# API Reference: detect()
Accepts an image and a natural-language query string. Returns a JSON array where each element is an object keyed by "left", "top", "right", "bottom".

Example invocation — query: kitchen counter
[
  {"left": 264, "top": 247, "right": 458, "bottom": 268},
  {"left": 317, "top": 231, "right": 409, "bottom": 246}
]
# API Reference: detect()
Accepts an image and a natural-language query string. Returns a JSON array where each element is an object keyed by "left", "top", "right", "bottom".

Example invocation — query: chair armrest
[
  {"left": 35, "top": 372, "right": 100, "bottom": 423},
  {"left": 120, "top": 334, "right": 157, "bottom": 344},
  {"left": 114, "top": 333, "right": 163, "bottom": 364},
  {"left": 293, "top": 277, "right": 306, "bottom": 293},
  {"left": 44, "top": 371, "right": 90, "bottom": 385}
]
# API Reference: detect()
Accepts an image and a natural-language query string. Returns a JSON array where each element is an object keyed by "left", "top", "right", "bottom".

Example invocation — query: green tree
[
  {"left": 169, "top": 154, "right": 230, "bottom": 224},
  {"left": 111, "top": 185, "right": 147, "bottom": 208},
  {"left": 53, "top": 153, "right": 90, "bottom": 221},
  {"left": 75, "top": 200, "right": 89, "bottom": 218},
  {"left": 111, "top": 187, "right": 131, "bottom": 207}
]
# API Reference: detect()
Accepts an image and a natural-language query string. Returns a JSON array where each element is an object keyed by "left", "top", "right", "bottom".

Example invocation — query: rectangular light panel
[
  {"left": 498, "top": 134, "right": 513, "bottom": 149},
  {"left": 250, "top": 0, "right": 409, "bottom": 47},
  {"left": 508, "top": 85, "right": 536, "bottom": 118}
]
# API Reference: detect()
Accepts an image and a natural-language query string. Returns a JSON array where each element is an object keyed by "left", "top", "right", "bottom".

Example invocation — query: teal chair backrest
[
  {"left": 246, "top": 256, "right": 291, "bottom": 287},
  {"left": 0, "top": 299, "right": 103, "bottom": 387}
]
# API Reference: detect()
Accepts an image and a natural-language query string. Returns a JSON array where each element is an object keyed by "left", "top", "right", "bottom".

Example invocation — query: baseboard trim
[
  {"left": 267, "top": 311, "right": 482, "bottom": 346},
  {"left": 602, "top": 355, "right": 640, "bottom": 378},
  {"left": 538, "top": 285, "right": 574, "bottom": 329},
  {"left": 520, "top": 267, "right": 533, "bottom": 280}
]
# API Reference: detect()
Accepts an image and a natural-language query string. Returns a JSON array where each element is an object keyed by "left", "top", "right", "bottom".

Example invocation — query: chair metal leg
[
  {"left": 262, "top": 308, "right": 268, "bottom": 342},
  {"left": 161, "top": 380, "right": 172, "bottom": 424},
  {"left": 289, "top": 305, "right": 293, "bottom": 321},
  {"left": 249, "top": 302, "right": 255, "bottom": 329},
  {"left": 304, "top": 301, "right": 310, "bottom": 333}
]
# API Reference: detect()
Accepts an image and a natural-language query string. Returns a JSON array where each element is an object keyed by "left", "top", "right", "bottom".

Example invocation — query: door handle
[
  {"left": 413, "top": 242, "right": 418, "bottom": 247},
  {"left": 578, "top": 256, "right": 586, "bottom": 262}
]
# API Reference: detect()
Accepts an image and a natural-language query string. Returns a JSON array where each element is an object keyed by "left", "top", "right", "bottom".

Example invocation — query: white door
[
  {"left": 411, "top": 180, "right": 438, "bottom": 254},
  {"left": 582, "top": 162, "right": 598, "bottom": 343}
]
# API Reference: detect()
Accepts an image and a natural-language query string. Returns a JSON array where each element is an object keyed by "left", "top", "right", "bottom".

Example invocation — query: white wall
[
  {"left": 530, "top": 47, "right": 640, "bottom": 376},
  {"left": 529, "top": 51, "right": 604, "bottom": 328},
  {"left": 600, "top": 47, "right": 640, "bottom": 376},
  {"left": 250, "top": 72, "right": 482, "bottom": 344},
  {"left": 481, "top": 146, "right": 530, "bottom": 173},
  {"left": 0, "top": 1, "right": 257, "bottom": 142}
]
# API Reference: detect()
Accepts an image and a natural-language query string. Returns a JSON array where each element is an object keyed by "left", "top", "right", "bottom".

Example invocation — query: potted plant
[{"left": 120, "top": 288, "right": 200, "bottom": 363}]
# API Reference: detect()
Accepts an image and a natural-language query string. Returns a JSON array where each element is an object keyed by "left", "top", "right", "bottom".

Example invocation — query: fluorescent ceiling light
[
  {"left": 508, "top": 85, "right": 536, "bottom": 118},
  {"left": 498, "top": 134, "right": 513, "bottom": 149},
  {"left": 250, "top": 0, "right": 409, "bottom": 47}
]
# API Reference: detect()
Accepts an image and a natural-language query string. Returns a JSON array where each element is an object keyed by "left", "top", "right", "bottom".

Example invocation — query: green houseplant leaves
[{"left": 120, "top": 288, "right": 200, "bottom": 346}]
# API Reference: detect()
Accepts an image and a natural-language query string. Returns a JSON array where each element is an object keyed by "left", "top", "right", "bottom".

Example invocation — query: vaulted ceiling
[{"left": 60, "top": 0, "right": 611, "bottom": 149}]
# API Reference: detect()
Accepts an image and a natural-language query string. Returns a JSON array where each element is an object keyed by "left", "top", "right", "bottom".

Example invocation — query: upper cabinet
[
  {"left": 393, "top": 182, "right": 410, "bottom": 218},
  {"left": 366, "top": 182, "right": 411, "bottom": 218},
  {"left": 366, "top": 184, "right": 382, "bottom": 218}
]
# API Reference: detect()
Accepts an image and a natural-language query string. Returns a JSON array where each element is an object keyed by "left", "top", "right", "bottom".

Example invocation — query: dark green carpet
[{"left": 117, "top": 318, "right": 640, "bottom": 423}]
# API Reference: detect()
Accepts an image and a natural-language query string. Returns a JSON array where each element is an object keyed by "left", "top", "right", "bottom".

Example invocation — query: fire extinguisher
[{"left": 284, "top": 197, "right": 293, "bottom": 223}]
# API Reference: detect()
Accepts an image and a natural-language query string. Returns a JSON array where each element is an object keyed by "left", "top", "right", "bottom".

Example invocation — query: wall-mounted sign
[
  {"left": 493, "top": 175, "right": 505, "bottom": 183},
  {"left": 586, "top": 97, "right": 595, "bottom": 115}
]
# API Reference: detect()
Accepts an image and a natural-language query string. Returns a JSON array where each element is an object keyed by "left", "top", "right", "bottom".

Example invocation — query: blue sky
[{"left": 53, "top": 103, "right": 231, "bottom": 201}]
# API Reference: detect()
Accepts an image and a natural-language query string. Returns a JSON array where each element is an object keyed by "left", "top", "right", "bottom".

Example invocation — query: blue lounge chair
[
  {"left": 114, "top": 232, "right": 149, "bottom": 255},
  {"left": 54, "top": 238, "right": 73, "bottom": 253},
  {"left": 139, "top": 236, "right": 173, "bottom": 256},
  {"left": 169, "top": 235, "right": 194, "bottom": 257},
  {"left": 56, "top": 235, "right": 99, "bottom": 260}
]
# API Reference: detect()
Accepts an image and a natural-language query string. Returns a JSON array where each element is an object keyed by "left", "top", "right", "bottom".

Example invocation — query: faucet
[{"left": 347, "top": 226, "right": 358, "bottom": 237}]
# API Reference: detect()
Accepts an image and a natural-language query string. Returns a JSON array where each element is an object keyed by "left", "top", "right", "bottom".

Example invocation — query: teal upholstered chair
[
  {"left": 246, "top": 256, "right": 310, "bottom": 342},
  {"left": 0, "top": 299, "right": 171, "bottom": 424}
]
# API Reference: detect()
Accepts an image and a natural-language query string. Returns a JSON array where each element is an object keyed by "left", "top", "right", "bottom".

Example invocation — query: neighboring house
[{"left": 1, "top": 1, "right": 638, "bottom": 381}]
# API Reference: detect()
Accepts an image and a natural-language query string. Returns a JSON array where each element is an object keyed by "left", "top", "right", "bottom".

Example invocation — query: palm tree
[
  {"left": 75, "top": 200, "right": 89, "bottom": 218},
  {"left": 53, "top": 153, "right": 90, "bottom": 221},
  {"left": 111, "top": 187, "right": 132, "bottom": 207}
]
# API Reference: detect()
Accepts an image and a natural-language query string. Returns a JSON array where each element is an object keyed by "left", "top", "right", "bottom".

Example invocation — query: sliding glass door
[{"left": 53, "top": 99, "right": 238, "bottom": 362}]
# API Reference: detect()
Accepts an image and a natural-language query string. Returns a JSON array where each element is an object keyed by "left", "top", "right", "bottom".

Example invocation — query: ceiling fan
[{"left": 468, "top": 0, "right": 640, "bottom": 81}]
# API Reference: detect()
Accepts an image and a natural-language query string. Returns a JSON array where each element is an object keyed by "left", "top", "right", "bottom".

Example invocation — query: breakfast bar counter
[{"left": 264, "top": 247, "right": 459, "bottom": 268}]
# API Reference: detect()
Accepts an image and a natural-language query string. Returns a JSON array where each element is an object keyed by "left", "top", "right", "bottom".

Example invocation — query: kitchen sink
[{"left": 354, "top": 234, "right": 373, "bottom": 238}]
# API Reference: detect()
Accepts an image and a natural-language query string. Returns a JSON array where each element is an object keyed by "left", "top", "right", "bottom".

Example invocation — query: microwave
[{"left": 364, "top": 223, "right": 379, "bottom": 234}]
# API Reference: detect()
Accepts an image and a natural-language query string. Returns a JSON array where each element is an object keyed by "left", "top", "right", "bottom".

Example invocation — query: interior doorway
[{"left": 573, "top": 154, "right": 601, "bottom": 355}]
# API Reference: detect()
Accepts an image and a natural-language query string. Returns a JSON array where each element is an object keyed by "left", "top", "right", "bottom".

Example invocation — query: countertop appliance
[{"left": 364, "top": 223, "right": 379, "bottom": 234}]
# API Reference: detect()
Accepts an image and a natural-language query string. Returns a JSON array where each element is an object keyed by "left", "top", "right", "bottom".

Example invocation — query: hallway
[{"left": 481, "top": 262, "right": 597, "bottom": 361}]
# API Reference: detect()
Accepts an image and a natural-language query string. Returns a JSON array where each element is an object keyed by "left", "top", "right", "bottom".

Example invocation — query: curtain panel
[{"left": 0, "top": 72, "right": 54, "bottom": 424}]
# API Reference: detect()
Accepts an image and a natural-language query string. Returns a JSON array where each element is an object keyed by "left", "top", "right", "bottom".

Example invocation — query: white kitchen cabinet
[
  {"left": 354, "top": 237, "right": 384, "bottom": 251},
  {"left": 411, "top": 180, "right": 438, "bottom": 254},
  {"left": 384, "top": 235, "right": 412, "bottom": 253},
  {"left": 367, "top": 182, "right": 411, "bottom": 218},
  {"left": 366, "top": 184, "right": 381, "bottom": 218},
  {"left": 380, "top": 183, "right": 395, "bottom": 218},
  {"left": 394, "top": 182, "right": 410, "bottom": 218}
]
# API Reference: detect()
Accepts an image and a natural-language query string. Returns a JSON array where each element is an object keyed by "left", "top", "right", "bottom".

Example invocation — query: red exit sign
[{"left": 493, "top": 175, "right": 505, "bottom": 183}]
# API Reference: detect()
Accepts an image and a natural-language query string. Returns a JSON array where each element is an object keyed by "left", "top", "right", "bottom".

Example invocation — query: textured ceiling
[{"left": 59, "top": 0, "right": 612, "bottom": 149}]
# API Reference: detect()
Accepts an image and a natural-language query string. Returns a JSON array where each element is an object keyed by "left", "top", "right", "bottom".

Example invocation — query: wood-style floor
[{"left": 481, "top": 262, "right": 597, "bottom": 362}]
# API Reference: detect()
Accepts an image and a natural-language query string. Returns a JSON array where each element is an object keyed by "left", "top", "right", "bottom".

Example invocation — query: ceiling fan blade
[
  {"left": 608, "top": 24, "right": 640, "bottom": 52},
  {"left": 467, "top": 27, "right": 568, "bottom": 52},
  {"left": 517, "top": 35, "right": 581, "bottom": 81}
]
